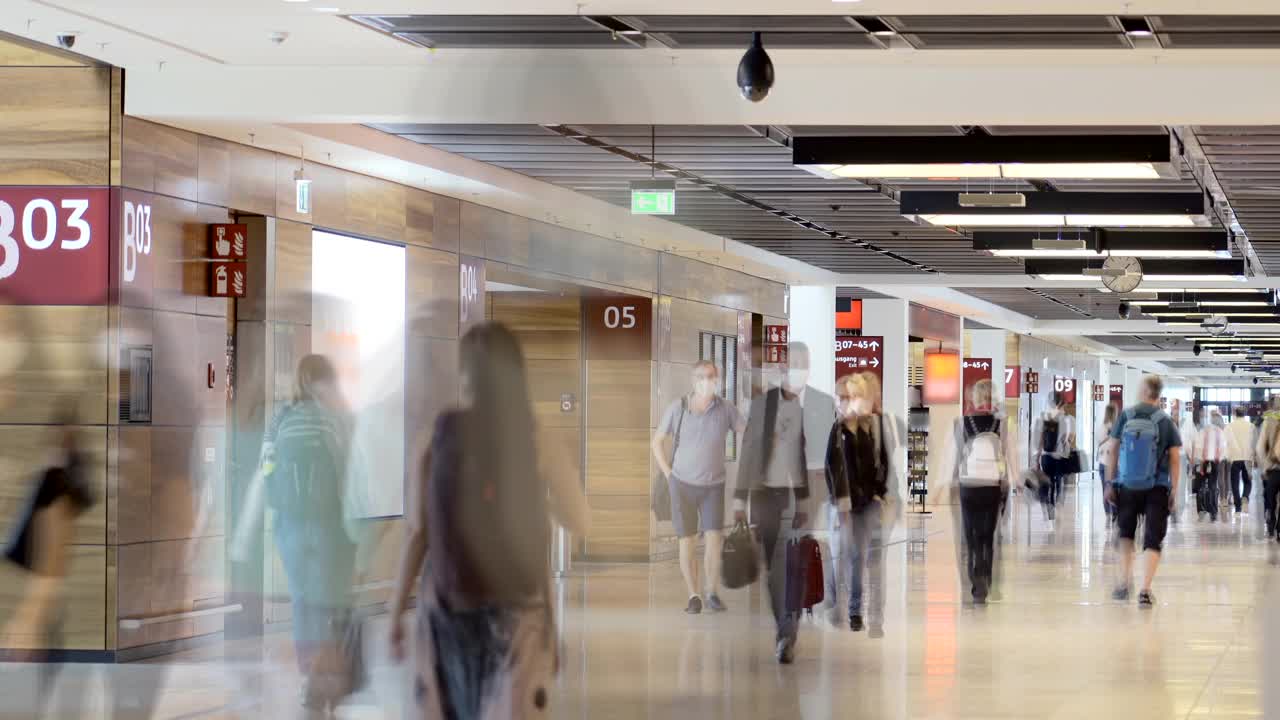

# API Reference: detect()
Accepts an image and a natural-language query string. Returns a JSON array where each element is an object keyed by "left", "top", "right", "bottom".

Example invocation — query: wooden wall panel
[
  {"left": 0, "top": 67, "right": 110, "bottom": 185},
  {"left": 0, "top": 425, "right": 106, "bottom": 545},
  {"left": 195, "top": 135, "right": 232, "bottom": 209},
  {"left": 585, "top": 429, "right": 649, "bottom": 495},
  {"left": 0, "top": 305, "right": 108, "bottom": 425},
  {"left": 120, "top": 117, "right": 199, "bottom": 200},
  {"left": 587, "top": 359, "right": 650, "bottom": 430},
  {"left": 663, "top": 297, "right": 739, "bottom": 365},
  {"left": 490, "top": 294, "right": 582, "bottom": 430},
  {"left": 0, "top": 36, "right": 85, "bottom": 67},
  {"left": 659, "top": 254, "right": 786, "bottom": 318},
  {"left": 0, "top": 546, "right": 107, "bottom": 650},
  {"left": 406, "top": 246, "right": 459, "bottom": 340},
  {"left": 584, "top": 495, "right": 648, "bottom": 561},
  {"left": 151, "top": 311, "right": 228, "bottom": 428},
  {"left": 228, "top": 142, "right": 277, "bottom": 217},
  {"left": 433, "top": 196, "right": 462, "bottom": 254},
  {"left": 405, "top": 336, "right": 459, "bottom": 472},
  {"left": 274, "top": 219, "right": 313, "bottom": 326},
  {"left": 527, "top": 223, "right": 659, "bottom": 293}
]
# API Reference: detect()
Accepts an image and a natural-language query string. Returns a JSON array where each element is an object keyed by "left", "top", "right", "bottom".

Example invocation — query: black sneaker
[
  {"left": 705, "top": 594, "right": 727, "bottom": 612},
  {"left": 1138, "top": 590, "right": 1155, "bottom": 607},
  {"left": 685, "top": 595, "right": 703, "bottom": 614},
  {"left": 849, "top": 615, "right": 864, "bottom": 632},
  {"left": 1112, "top": 585, "right": 1130, "bottom": 602}
]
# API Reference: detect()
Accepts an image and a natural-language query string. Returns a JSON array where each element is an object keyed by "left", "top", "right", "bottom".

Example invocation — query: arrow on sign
[
  {"left": 871, "top": 357, "right": 880, "bottom": 368},
  {"left": 870, "top": 341, "right": 880, "bottom": 350}
]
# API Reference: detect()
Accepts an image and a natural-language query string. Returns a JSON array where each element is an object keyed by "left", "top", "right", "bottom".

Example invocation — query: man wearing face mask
[
  {"left": 653, "top": 361, "right": 745, "bottom": 614},
  {"left": 733, "top": 342, "right": 828, "bottom": 664}
]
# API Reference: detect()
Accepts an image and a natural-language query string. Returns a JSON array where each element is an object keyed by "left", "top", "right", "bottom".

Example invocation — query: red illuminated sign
[
  {"left": 963, "top": 358, "right": 993, "bottom": 412},
  {"left": 1093, "top": 384, "right": 1105, "bottom": 401},
  {"left": 765, "top": 325, "right": 789, "bottom": 345},
  {"left": 1109, "top": 384, "right": 1124, "bottom": 408},
  {"left": 0, "top": 187, "right": 110, "bottom": 305},
  {"left": 835, "top": 336, "right": 883, "bottom": 381},
  {"left": 1004, "top": 366, "right": 1022, "bottom": 398},
  {"left": 836, "top": 298, "right": 862, "bottom": 330},
  {"left": 1025, "top": 370, "right": 1040, "bottom": 394}
]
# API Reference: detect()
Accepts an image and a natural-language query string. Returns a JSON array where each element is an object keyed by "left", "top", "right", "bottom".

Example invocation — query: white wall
[
  {"left": 863, "top": 299, "right": 910, "bottom": 497},
  {"left": 789, "top": 286, "right": 836, "bottom": 396}
]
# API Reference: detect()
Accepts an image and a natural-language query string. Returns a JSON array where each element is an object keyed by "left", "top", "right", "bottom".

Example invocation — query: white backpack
[{"left": 961, "top": 416, "right": 1006, "bottom": 485}]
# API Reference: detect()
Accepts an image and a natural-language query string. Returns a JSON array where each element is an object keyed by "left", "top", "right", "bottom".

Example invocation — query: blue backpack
[{"left": 1116, "top": 406, "right": 1167, "bottom": 490}]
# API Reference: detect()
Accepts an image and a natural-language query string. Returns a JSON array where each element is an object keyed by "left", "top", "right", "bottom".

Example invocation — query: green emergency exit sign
[{"left": 630, "top": 180, "right": 677, "bottom": 215}]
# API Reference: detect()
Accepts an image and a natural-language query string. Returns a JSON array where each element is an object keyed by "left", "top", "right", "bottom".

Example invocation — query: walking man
[
  {"left": 652, "top": 361, "right": 744, "bottom": 614},
  {"left": 1227, "top": 406, "right": 1255, "bottom": 516},
  {"left": 1105, "top": 375, "right": 1182, "bottom": 607},
  {"left": 734, "top": 343, "right": 822, "bottom": 664}
]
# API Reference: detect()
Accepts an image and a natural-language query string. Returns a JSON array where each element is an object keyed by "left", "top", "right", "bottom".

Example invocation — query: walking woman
[
  {"left": 825, "top": 372, "right": 892, "bottom": 636},
  {"left": 390, "top": 322, "right": 589, "bottom": 720},
  {"left": 1099, "top": 404, "right": 1119, "bottom": 524},
  {"left": 950, "top": 379, "right": 1018, "bottom": 604}
]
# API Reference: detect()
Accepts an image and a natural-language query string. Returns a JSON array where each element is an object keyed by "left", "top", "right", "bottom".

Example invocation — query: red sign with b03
[{"left": 0, "top": 187, "right": 110, "bottom": 305}]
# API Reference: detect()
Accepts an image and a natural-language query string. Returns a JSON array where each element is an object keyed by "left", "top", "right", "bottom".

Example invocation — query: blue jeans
[
  {"left": 1099, "top": 463, "right": 1116, "bottom": 519},
  {"left": 845, "top": 504, "right": 885, "bottom": 625}
]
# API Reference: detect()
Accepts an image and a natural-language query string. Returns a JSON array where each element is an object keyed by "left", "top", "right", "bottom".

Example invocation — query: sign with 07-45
[
  {"left": 0, "top": 187, "right": 109, "bottom": 305},
  {"left": 835, "top": 336, "right": 883, "bottom": 382}
]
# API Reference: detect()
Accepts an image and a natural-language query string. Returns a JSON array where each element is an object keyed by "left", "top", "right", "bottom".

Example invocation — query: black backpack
[
  {"left": 427, "top": 410, "right": 549, "bottom": 605},
  {"left": 1041, "top": 416, "right": 1060, "bottom": 454}
]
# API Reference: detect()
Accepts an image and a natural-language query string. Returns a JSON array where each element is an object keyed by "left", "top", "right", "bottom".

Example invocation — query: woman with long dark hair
[{"left": 390, "top": 322, "right": 588, "bottom": 720}]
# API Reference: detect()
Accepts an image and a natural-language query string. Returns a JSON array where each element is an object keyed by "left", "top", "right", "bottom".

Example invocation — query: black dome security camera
[
  {"left": 1255, "top": 376, "right": 1260, "bottom": 385},
  {"left": 1193, "top": 343, "right": 1202, "bottom": 356},
  {"left": 737, "top": 32, "right": 774, "bottom": 103},
  {"left": 1118, "top": 301, "right": 1132, "bottom": 319}
]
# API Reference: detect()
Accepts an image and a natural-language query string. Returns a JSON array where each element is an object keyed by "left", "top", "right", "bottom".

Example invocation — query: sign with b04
[{"left": 0, "top": 187, "right": 110, "bottom": 305}]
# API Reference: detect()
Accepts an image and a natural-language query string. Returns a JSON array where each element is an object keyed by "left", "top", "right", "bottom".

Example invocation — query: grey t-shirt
[
  {"left": 658, "top": 395, "right": 739, "bottom": 487},
  {"left": 764, "top": 394, "right": 804, "bottom": 489}
]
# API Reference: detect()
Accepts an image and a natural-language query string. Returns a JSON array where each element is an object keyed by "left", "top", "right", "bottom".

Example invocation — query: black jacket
[{"left": 825, "top": 415, "right": 889, "bottom": 513}]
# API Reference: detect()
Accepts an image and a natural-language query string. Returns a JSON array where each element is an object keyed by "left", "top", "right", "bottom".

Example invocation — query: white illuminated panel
[{"left": 312, "top": 230, "right": 407, "bottom": 518}]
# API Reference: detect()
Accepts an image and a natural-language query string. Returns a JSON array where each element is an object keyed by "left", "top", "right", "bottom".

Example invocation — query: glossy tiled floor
[{"left": 3, "top": 478, "right": 1277, "bottom": 719}]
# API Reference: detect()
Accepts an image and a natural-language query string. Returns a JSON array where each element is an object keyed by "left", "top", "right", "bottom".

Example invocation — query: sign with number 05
[
  {"left": 0, "top": 187, "right": 109, "bottom": 304},
  {"left": 585, "top": 297, "right": 652, "bottom": 361}
]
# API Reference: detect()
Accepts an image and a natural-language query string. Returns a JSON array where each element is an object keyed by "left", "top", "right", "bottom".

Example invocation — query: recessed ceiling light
[
  {"left": 283, "top": 0, "right": 310, "bottom": 3},
  {"left": 313, "top": 6, "right": 341, "bottom": 11}
]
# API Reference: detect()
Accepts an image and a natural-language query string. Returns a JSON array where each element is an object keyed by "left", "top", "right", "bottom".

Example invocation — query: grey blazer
[{"left": 735, "top": 385, "right": 836, "bottom": 503}]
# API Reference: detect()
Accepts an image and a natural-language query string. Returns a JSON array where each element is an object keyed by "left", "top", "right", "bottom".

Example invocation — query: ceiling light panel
[
  {"left": 793, "top": 134, "right": 1174, "bottom": 181},
  {"left": 1024, "top": 258, "right": 1246, "bottom": 280},
  {"left": 902, "top": 191, "right": 1206, "bottom": 229},
  {"left": 975, "top": 229, "right": 1231, "bottom": 259}
]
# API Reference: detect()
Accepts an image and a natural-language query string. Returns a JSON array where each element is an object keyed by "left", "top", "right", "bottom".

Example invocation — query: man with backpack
[
  {"left": 1033, "top": 397, "right": 1075, "bottom": 512},
  {"left": 952, "top": 379, "right": 1017, "bottom": 605},
  {"left": 1105, "top": 375, "right": 1182, "bottom": 607}
]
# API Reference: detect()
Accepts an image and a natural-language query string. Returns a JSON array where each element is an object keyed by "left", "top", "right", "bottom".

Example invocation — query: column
[
  {"left": 862, "top": 298, "right": 910, "bottom": 495},
  {"left": 788, "top": 285, "right": 836, "bottom": 396}
]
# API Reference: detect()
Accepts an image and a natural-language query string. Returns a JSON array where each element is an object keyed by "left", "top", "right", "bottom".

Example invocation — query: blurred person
[
  {"left": 1195, "top": 407, "right": 1228, "bottom": 521},
  {"left": 949, "top": 379, "right": 1017, "bottom": 605},
  {"left": 1099, "top": 403, "right": 1119, "bottom": 525},
  {"left": 1227, "top": 405, "right": 1255, "bottom": 515},
  {"left": 1257, "top": 397, "right": 1280, "bottom": 561},
  {"left": 1033, "top": 396, "right": 1074, "bottom": 512},
  {"left": 1, "top": 413, "right": 94, "bottom": 712},
  {"left": 752, "top": 344, "right": 839, "bottom": 627},
  {"left": 234, "top": 354, "right": 367, "bottom": 715},
  {"left": 651, "top": 360, "right": 744, "bottom": 614},
  {"left": 823, "top": 372, "right": 892, "bottom": 633},
  {"left": 1105, "top": 375, "right": 1182, "bottom": 607},
  {"left": 389, "top": 322, "right": 588, "bottom": 720},
  {"left": 732, "top": 352, "right": 822, "bottom": 663}
]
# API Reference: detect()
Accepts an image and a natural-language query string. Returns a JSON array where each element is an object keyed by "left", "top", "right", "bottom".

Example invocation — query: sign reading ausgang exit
[{"left": 835, "top": 336, "right": 883, "bottom": 382}]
